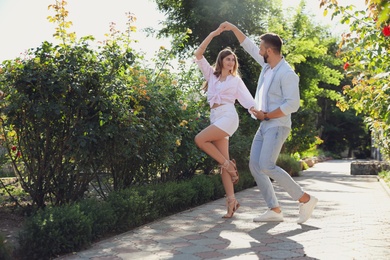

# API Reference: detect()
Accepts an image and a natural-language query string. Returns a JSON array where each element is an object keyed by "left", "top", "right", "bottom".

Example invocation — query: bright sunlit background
[{"left": 0, "top": 0, "right": 367, "bottom": 62}]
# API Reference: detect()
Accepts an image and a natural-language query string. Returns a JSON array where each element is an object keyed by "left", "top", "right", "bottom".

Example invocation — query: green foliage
[
  {"left": 0, "top": 2, "right": 213, "bottom": 208},
  {"left": 276, "top": 153, "right": 301, "bottom": 177},
  {"left": 301, "top": 160, "right": 309, "bottom": 171},
  {"left": 154, "top": 0, "right": 278, "bottom": 97},
  {"left": 230, "top": 108, "right": 258, "bottom": 167},
  {"left": 209, "top": 173, "right": 227, "bottom": 199},
  {"left": 379, "top": 170, "right": 390, "bottom": 188},
  {"left": 17, "top": 204, "right": 92, "bottom": 260},
  {"left": 106, "top": 188, "right": 157, "bottom": 230},
  {"left": 276, "top": 3, "right": 345, "bottom": 154},
  {"left": 154, "top": 0, "right": 274, "bottom": 55},
  {"left": 322, "top": 0, "right": 390, "bottom": 160},
  {"left": 154, "top": 0, "right": 362, "bottom": 157},
  {"left": 0, "top": 178, "right": 27, "bottom": 207},
  {"left": 319, "top": 108, "right": 371, "bottom": 158},
  {"left": 14, "top": 169, "right": 256, "bottom": 258},
  {"left": 0, "top": 39, "right": 115, "bottom": 208},
  {"left": 300, "top": 147, "right": 339, "bottom": 160},
  {"left": 154, "top": 181, "right": 197, "bottom": 214},
  {"left": 78, "top": 198, "right": 117, "bottom": 239},
  {"left": 190, "top": 174, "right": 214, "bottom": 205}
]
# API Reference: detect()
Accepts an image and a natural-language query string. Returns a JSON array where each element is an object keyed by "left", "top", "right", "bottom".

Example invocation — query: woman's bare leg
[
  {"left": 212, "top": 137, "right": 234, "bottom": 197},
  {"left": 196, "top": 127, "right": 239, "bottom": 218},
  {"left": 194, "top": 125, "right": 237, "bottom": 174}
]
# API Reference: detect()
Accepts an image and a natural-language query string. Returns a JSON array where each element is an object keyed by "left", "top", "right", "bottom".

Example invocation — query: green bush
[
  {"left": 14, "top": 169, "right": 257, "bottom": 258},
  {"left": 106, "top": 188, "right": 157, "bottom": 230},
  {"left": 153, "top": 181, "right": 197, "bottom": 215},
  {"left": 230, "top": 108, "right": 258, "bottom": 168},
  {"left": 17, "top": 204, "right": 92, "bottom": 260},
  {"left": 189, "top": 174, "right": 214, "bottom": 205},
  {"left": 301, "top": 160, "right": 309, "bottom": 171},
  {"left": 235, "top": 168, "right": 257, "bottom": 192},
  {"left": 379, "top": 170, "right": 390, "bottom": 188},
  {"left": 79, "top": 198, "right": 118, "bottom": 239},
  {"left": 209, "top": 173, "right": 226, "bottom": 199},
  {"left": 276, "top": 153, "right": 301, "bottom": 177}
]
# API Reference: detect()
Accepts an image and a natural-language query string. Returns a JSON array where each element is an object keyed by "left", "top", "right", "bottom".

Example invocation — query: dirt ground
[
  {"left": 0, "top": 206, "right": 24, "bottom": 251},
  {"left": 0, "top": 177, "right": 25, "bottom": 254}
]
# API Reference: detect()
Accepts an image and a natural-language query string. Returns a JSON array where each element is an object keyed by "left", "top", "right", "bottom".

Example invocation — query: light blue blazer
[{"left": 241, "top": 37, "right": 300, "bottom": 129}]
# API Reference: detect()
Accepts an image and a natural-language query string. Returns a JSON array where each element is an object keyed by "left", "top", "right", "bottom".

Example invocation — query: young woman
[{"left": 194, "top": 28, "right": 256, "bottom": 218}]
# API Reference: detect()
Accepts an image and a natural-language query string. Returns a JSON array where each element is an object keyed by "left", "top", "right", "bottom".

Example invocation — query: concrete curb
[{"left": 377, "top": 176, "right": 390, "bottom": 197}]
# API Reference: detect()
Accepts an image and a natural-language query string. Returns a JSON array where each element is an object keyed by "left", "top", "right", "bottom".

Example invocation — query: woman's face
[{"left": 222, "top": 54, "right": 236, "bottom": 71}]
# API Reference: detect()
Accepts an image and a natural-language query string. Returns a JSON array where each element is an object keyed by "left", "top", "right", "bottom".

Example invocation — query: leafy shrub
[
  {"left": 189, "top": 174, "right": 214, "bottom": 205},
  {"left": 235, "top": 168, "right": 257, "bottom": 192},
  {"left": 301, "top": 160, "right": 309, "bottom": 171},
  {"left": 379, "top": 170, "right": 390, "bottom": 188},
  {"left": 17, "top": 204, "right": 92, "bottom": 260},
  {"left": 230, "top": 108, "right": 258, "bottom": 167},
  {"left": 14, "top": 169, "right": 258, "bottom": 258},
  {"left": 209, "top": 173, "right": 226, "bottom": 199},
  {"left": 106, "top": 188, "right": 157, "bottom": 230},
  {"left": 152, "top": 181, "right": 197, "bottom": 215},
  {"left": 79, "top": 198, "right": 118, "bottom": 239},
  {"left": 276, "top": 153, "right": 301, "bottom": 177}
]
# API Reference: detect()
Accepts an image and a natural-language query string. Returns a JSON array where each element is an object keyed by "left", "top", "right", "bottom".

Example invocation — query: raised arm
[
  {"left": 219, "top": 21, "right": 246, "bottom": 43},
  {"left": 194, "top": 28, "right": 223, "bottom": 60}
]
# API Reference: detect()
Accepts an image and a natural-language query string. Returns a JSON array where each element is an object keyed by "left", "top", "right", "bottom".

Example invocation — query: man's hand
[
  {"left": 219, "top": 21, "right": 235, "bottom": 32},
  {"left": 219, "top": 21, "right": 246, "bottom": 43},
  {"left": 251, "top": 108, "right": 266, "bottom": 121}
]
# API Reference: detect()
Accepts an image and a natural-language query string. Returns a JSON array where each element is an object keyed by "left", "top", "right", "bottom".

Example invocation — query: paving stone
[{"left": 56, "top": 160, "right": 390, "bottom": 260}]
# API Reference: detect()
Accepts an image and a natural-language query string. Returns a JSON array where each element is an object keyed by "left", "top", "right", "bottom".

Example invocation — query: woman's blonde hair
[{"left": 202, "top": 47, "right": 239, "bottom": 91}]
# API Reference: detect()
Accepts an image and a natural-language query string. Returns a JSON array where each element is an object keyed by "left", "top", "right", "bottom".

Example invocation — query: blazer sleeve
[
  {"left": 279, "top": 71, "right": 300, "bottom": 115},
  {"left": 240, "top": 37, "right": 265, "bottom": 67}
]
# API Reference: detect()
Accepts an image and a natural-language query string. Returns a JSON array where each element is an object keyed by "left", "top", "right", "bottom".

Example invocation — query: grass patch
[{"left": 379, "top": 171, "right": 390, "bottom": 188}]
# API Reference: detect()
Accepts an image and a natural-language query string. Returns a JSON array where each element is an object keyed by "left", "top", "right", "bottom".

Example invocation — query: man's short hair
[{"left": 260, "top": 33, "right": 283, "bottom": 54}]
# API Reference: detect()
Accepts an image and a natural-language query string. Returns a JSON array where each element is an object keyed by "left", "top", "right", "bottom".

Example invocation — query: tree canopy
[
  {"left": 153, "top": 0, "right": 367, "bottom": 156},
  {"left": 321, "top": 0, "right": 390, "bottom": 160},
  {"left": 154, "top": 0, "right": 277, "bottom": 54}
]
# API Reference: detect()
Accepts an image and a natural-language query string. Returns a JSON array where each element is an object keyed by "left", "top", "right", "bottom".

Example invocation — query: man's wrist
[{"left": 263, "top": 112, "right": 270, "bottom": 121}]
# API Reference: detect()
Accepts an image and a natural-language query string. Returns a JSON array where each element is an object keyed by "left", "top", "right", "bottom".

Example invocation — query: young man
[{"left": 219, "top": 21, "right": 318, "bottom": 223}]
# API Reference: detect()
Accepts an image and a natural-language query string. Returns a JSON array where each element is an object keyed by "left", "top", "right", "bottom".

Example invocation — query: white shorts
[{"left": 210, "top": 103, "right": 239, "bottom": 136}]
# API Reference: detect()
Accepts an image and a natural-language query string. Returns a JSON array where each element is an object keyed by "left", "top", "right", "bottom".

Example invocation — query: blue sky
[{"left": 0, "top": 0, "right": 366, "bottom": 62}]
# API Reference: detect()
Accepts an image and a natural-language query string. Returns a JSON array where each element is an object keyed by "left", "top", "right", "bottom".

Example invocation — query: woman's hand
[
  {"left": 219, "top": 21, "right": 235, "bottom": 32},
  {"left": 251, "top": 108, "right": 266, "bottom": 120}
]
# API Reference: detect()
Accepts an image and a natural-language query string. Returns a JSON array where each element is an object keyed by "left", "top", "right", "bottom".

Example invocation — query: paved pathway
[{"left": 58, "top": 160, "right": 390, "bottom": 260}]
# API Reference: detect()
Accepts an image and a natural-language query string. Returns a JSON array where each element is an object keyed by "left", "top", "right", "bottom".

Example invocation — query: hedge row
[{"left": 15, "top": 171, "right": 256, "bottom": 260}]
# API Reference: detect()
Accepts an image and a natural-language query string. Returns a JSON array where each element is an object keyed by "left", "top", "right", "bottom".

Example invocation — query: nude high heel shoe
[
  {"left": 219, "top": 159, "right": 239, "bottom": 185},
  {"left": 222, "top": 196, "right": 240, "bottom": 218}
]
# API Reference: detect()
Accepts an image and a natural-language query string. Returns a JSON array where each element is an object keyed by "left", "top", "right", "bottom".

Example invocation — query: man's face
[{"left": 259, "top": 41, "right": 269, "bottom": 63}]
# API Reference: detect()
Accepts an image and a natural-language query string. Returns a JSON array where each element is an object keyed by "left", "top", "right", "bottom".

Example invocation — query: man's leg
[
  {"left": 258, "top": 126, "right": 304, "bottom": 201},
  {"left": 258, "top": 126, "right": 318, "bottom": 223},
  {"left": 249, "top": 126, "right": 280, "bottom": 209}
]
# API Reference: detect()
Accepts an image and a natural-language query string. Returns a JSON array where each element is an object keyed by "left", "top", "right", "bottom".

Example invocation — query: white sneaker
[
  {"left": 253, "top": 209, "right": 284, "bottom": 222},
  {"left": 297, "top": 195, "right": 318, "bottom": 224}
]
